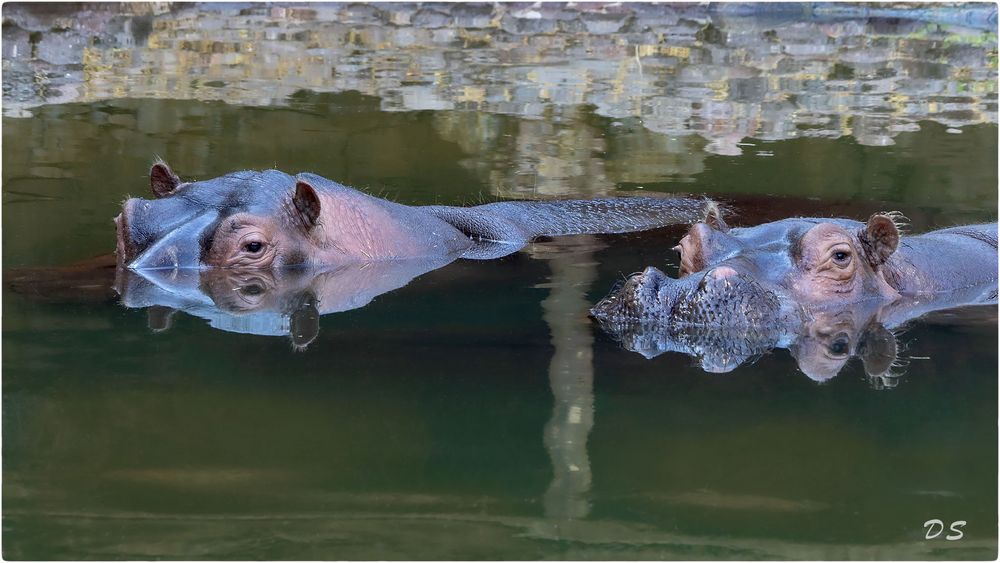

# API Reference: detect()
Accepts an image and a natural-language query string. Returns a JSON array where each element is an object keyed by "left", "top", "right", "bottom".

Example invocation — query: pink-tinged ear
[
  {"left": 289, "top": 295, "right": 320, "bottom": 352},
  {"left": 150, "top": 161, "right": 181, "bottom": 198},
  {"left": 858, "top": 321, "right": 898, "bottom": 379},
  {"left": 293, "top": 180, "right": 322, "bottom": 229},
  {"left": 858, "top": 214, "right": 899, "bottom": 268}
]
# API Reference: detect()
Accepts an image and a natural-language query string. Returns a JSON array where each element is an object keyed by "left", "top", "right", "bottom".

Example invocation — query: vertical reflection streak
[{"left": 536, "top": 237, "right": 603, "bottom": 522}]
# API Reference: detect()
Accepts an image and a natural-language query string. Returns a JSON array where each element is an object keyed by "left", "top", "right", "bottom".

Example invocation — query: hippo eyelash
[
  {"left": 821, "top": 241, "right": 855, "bottom": 269},
  {"left": 831, "top": 250, "right": 852, "bottom": 266},
  {"left": 243, "top": 241, "right": 265, "bottom": 254}
]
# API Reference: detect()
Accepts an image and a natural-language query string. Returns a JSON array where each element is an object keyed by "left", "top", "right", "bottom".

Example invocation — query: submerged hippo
[
  {"left": 591, "top": 213, "right": 998, "bottom": 380},
  {"left": 115, "top": 162, "right": 711, "bottom": 270}
]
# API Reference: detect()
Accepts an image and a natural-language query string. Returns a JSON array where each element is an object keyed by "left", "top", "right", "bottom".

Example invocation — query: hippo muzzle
[
  {"left": 591, "top": 265, "right": 804, "bottom": 371},
  {"left": 115, "top": 197, "right": 219, "bottom": 270},
  {"left": 591, "top": 265, "right": 793, "bottom": 328}
]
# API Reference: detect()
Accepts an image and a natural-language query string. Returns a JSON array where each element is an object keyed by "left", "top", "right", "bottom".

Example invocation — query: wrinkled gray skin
[
  {"left": 115, "top": 161, "right": 710, "bottom": 271},
  {"left": 591, "top": 215, "right": 998, "bottom": 381}
]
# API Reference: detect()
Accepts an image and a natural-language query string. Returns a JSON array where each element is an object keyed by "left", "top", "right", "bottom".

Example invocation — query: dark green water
[{"left": 3, "top": 93, "right": 998, "bottom": 560}]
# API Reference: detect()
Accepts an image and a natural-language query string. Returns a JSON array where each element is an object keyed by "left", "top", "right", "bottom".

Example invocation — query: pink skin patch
[{"left": 707, "top": 266, "right": 738, "bottom": 280}]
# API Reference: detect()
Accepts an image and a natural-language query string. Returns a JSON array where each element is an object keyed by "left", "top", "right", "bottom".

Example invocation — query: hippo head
[
  {"left": 115, "top": 162, "right": 328, "bottom": 271},
  {"left": 593, "top": 214, "right": 904, "bottom": 328},
  {"left": 591, "top": 213, "right": 909, "bottom": 378},
  {"left": 674, "top": 214, "right": 903, "bottom": 306}
]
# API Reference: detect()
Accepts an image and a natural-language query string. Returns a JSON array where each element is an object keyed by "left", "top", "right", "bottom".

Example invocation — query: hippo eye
[
  {"left": 243, "top": 241, "right": 264, "bottom": 254},
  {"left": 240, "top": 284, "right": 265, "bottom": 296},
  {"left": 829, "top": 335, "right": 850, "bottom": 357},
  {"left": 831, "top": 249, "right": 852, "bottom": 267}
]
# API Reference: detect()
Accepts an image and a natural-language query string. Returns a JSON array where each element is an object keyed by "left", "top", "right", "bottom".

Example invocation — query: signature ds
[{"left": 923, "top": 519, "right": 967, "bottom": 541}]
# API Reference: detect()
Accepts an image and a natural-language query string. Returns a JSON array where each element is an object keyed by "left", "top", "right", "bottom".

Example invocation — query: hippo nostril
[{"left": 641, "top": 269, "right": 664, "bottom": 293}]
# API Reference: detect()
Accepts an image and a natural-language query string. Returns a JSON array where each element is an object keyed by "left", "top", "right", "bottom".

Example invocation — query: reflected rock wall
[{"left": 4, "top": 2, "right": 997, "bottom": 156}]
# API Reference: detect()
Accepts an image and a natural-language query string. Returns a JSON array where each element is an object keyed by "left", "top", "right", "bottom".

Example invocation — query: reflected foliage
[{"left": 4, "top": 2, "right": 997, "bottom": 154}]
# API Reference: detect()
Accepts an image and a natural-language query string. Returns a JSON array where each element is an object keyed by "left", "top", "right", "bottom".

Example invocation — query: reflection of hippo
[
  {"left": 591, "top": 213, "right": 998, "bottom": 381},
  {"left": 115, "top": 162, "right": 710, "bottom": 270},
  {"left": 115, "top": 257, "right": 459, "bottom": 349}
]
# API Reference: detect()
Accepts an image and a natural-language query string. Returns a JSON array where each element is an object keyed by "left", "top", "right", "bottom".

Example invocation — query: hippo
[
  {"left": 115, "top": 162, "right": 711, "bottom": 271},
  {"left": 591, "top": 213, "right": 998, "bottom": 380}
]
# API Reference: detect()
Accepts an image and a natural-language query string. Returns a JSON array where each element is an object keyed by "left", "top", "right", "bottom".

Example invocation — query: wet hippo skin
[
  {"left": 115, "top": 161, "right": 712, "bottom": 271},
  {"left": 592, "top": 213, "right": 999, "bottom": 378}
]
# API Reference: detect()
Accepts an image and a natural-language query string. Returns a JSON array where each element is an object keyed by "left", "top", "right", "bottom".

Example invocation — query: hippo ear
[
  {"left": 857, "top": 321, "right": 899, "bottom": 379},
  {"left": 147, "top": 305, "right": 177, "bottom": 333},
  {"left": 703, "top": 200, "right": 730, "bottom": 233},
  {"left": 289, "top": 294, "right": 320, "bottom": 351},
  {"left": 150, "top": 161, "right": 182, "bottom": 198},
  {"left": 293, "top": 180, "right": 322, "bottom": 229},
  {"left": 858, "top": 214, "right": 899, "bottom": 268}
]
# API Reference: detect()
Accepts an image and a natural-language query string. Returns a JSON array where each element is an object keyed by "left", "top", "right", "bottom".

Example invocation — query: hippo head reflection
[
  {"left": 787, "top": 308, "right": 900, "bottom": 386},
  {"left": 592, "top": 309, "right": 901, "bottom": 384},
  {"left": 115, "top": 256, "right": 455, "bottom": 350},
  {"left": 593, "top": 284, "right": 997, "bottom": 387}
]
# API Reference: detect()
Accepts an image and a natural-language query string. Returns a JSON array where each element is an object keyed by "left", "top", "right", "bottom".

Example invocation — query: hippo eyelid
[
  {"left": 785, "top": 223, "right": 822, "bottom": 260},
  {"left": 825, "top": 240, "right": 852, "bottom": 252},
  {"left": 829, "top": 243, "right": 853, "bottom": 264},
  {"left": 283, "top": 250, "right": 308, "bottom": 267},
  {"left": 198, "top": 218, "right": 223, "bottom": 262},
  {"left": 788, "top": 231, "right": 805, "bottom": 264}
]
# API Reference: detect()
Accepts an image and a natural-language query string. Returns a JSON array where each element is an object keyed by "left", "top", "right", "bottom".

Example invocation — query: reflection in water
[
  {"left": 28, "top": 236, "right": 994, "bottom": 386},
  {"left": 534, "top": 238, "right": 603, "bottom": 523},
  {"left": 4, "top": 3, "right": 997, "bottom": 155},
  {"left": 115, "top": 256, "right": 458, "bottom": 347},
  {"left": 595, "top": 282, "right": 999, "bottom": 385},
  {"left": 118, "top": 230, "right": 606, "bottom": 525},
  {"left": 3, "top": 241, "right": 997, "bottom": 558},
  {"left": 56, "top": 239, "right": 607, "bottom": 533}
]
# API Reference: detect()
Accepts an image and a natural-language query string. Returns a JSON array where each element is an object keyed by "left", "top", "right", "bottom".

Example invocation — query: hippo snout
[
  {"left": 116, "top": 197, "right": 164, "bottom": 267},
  {"left": 592, "top": 261, "right": 797, "bottom": 330},
  {"left": 114, "top": 199, "right": 139, "bottom": 267},
  {"left": 115, "top": 196, "right": 221, "bottom": 271},
  {"left": 590, "top": 266, "right": 669, "bottom": 323}
]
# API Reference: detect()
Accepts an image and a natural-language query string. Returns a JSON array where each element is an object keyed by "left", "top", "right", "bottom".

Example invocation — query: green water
[
  {"left": 6, "top": 2, "right": 999, "bottom": 558},
  {"left": 3, "top": 92, "right": 997, "bottom": 560}
]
